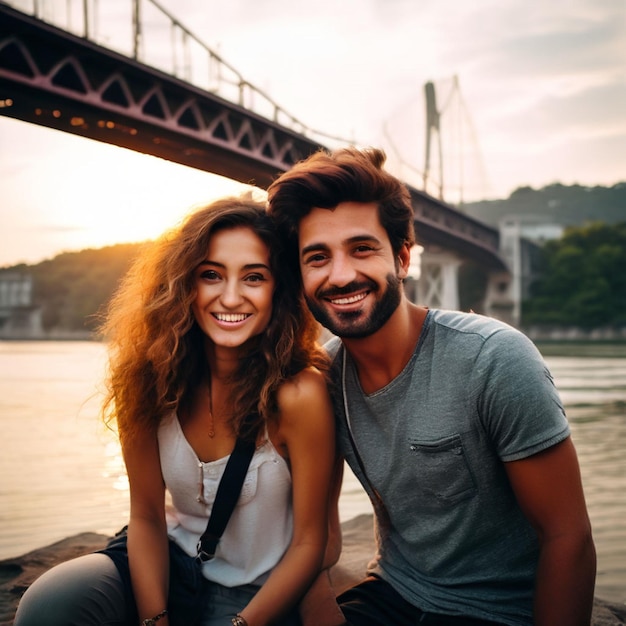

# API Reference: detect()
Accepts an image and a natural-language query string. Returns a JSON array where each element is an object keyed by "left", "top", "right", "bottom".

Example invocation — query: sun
[
  {"left": 55, "top": 143, "right": 254, "bottom": 251},
  {"left": 0, "top": 122, "right": 256, "bottom": 265}
]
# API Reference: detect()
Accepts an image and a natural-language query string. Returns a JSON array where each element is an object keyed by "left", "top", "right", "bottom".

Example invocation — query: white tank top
[{"left": 157, "top": 412, "right": 293, "bottom": 587}]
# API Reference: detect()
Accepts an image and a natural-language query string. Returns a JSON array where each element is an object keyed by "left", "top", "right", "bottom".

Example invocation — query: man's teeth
[
  {"left": 215, "top": 313, "right": 249, "bottom": 322},
  {"left": 331, "top": 293, "right": 366, "bottom": 305}
]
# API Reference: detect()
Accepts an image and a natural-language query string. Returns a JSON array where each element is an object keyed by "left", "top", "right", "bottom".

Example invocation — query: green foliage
[
  {"left": 523, "top": 222, "right": 626, "bottom": 328},
  {"left": 1, "top": 242, "right": 147, "bottom": 333}
]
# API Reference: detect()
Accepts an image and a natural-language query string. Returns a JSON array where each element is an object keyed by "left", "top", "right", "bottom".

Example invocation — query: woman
[{"left": 14, "top": 195, "right": 338, "bottom": 626}]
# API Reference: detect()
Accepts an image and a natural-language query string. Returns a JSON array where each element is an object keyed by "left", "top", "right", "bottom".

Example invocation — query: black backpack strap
[{"left": 196, "top": 435, "right": 256, "bottom": 563}]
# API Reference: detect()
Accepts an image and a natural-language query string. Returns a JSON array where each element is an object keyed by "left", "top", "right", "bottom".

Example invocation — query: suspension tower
[{"left": 423, "top": 80, "right": 443, "bottom": 200}]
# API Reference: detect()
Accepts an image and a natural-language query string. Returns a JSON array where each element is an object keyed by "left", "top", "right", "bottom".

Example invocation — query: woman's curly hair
[{"left": 100, "top": 194, "right": 327, "bottom": 445}]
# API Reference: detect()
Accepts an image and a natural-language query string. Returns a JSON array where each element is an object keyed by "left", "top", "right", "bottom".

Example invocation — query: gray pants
[{"left": 14, "top": 553, "right": 291, "bottom": 626}]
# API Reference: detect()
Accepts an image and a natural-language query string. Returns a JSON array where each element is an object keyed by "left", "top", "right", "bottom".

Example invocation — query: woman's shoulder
[
  {"left": 279, "top": 366, "right": 327, "bottom": 399},
  {"left": 275, "top": 367, "right": 331, "bottom": 424}
]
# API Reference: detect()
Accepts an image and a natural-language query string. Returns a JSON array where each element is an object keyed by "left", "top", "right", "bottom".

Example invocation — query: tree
[{"left": 523, "top": 222, "right": 626, "bottom": 328}]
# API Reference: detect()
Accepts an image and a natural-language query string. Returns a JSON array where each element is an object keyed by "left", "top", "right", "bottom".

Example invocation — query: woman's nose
[{"left": 220, "top": 280, "right": 244, "bottom": 307}]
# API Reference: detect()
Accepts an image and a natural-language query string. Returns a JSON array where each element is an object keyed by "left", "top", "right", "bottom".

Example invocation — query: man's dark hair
[{"left": 267, "top": 147, "right": 416, "bottom": 256}]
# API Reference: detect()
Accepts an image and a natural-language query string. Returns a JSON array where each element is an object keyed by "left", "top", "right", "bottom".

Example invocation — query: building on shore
[{"left": 0, "top": 273, "right": 43, "bottom": 339}]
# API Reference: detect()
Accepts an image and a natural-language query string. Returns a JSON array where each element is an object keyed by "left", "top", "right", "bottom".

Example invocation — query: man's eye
[
  {"left": 305, "top": 253, "right": 328, "bottom": 265},
  {"left": 354, "top": 245, "right": 374, "bottom": 253}
]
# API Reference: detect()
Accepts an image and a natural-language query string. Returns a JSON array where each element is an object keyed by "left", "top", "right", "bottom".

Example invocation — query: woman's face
[{"left": 191, "top": 226, "right": 275, "bottom": 351}]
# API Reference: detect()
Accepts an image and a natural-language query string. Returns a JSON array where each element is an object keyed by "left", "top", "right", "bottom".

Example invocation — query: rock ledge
[{"left": 1, "top": 515, "right": 624, "bottom": 625}]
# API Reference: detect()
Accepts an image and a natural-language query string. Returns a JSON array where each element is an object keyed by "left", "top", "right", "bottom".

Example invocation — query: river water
[{"left": 0, "top": 340, "right": 624, "bottom": 604}]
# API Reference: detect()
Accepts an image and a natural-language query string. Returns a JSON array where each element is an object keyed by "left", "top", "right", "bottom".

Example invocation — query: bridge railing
[{"left": 2, "top": 0, "right": 352, "bottom": 147}]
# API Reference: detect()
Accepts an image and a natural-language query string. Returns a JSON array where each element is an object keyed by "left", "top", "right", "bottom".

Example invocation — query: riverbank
[
  {"left": 2, "top": 324, "right": 626, "bottom": 343},
  {"left": 1, "top": 515, "right": 624, "bottom": 625},
  {"left": 522, "top": 326, "right": 626, "bottom": 342},
  {"left": 0, "top": 330, "right": 94, "bottom": 341}
]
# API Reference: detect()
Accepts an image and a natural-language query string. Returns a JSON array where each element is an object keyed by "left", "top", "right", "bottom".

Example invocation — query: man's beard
[{"left": 305, "top": 273, "right": 403, "bottom": 339}]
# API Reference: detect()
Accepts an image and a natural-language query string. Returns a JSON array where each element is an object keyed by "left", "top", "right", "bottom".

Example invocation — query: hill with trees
[
  {"left": 463, "top": 182, "right": 626, "bottom": 228},
  {"left": 1, "top": 242, "right": 146, "bottom": 334},
  {"left": 460, "top": 182, "right": 625, "bottom": 329}
]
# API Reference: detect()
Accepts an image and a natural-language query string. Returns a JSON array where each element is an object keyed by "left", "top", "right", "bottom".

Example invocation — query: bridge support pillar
[
  {"left": 483, "top": 271, "right": 515, "bottom": 326},
  {"left": 411, "top": 248, "right": 462, "bottom": 310},
  {"left": 482, "top": 219, "right": 521, "bottom": 327}
]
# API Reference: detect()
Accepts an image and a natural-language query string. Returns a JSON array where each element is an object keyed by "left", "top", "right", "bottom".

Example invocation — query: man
[{"left": 267, "top": 147, "right": 596, "bottom": 626}]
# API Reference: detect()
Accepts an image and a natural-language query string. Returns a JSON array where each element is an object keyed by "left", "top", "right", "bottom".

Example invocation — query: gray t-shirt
[{"left": 327, "top": 309, "right": 570, "bottom": 626}]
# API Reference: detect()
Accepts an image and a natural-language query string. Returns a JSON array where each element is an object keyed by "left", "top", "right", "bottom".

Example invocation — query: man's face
[{"left": 298, "top": 201, "right": 407, "bottom": 339}]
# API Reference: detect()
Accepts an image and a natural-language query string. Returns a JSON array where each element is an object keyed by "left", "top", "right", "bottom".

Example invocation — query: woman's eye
[
  {"left": 245, "top": 273, "right": 266, "bottom": 283},
  {"left": 200, "top": 270, "right": 220, "bottom": 280}
]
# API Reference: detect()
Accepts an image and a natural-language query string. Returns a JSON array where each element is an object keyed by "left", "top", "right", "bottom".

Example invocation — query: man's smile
[{"left": 327, "top": 292, "right": 369, "bottom": 306}]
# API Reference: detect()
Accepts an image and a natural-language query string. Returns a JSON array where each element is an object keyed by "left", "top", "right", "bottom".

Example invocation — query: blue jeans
[
  {"left": 14, "top": 528, "right": 301, "bottom": 626},
  {"left": 98, "top": 526, "right": 209, "bottom": 625}
]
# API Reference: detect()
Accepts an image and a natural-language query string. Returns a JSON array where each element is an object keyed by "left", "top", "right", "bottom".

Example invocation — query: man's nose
[{"left": 327, "top": 254, "right": 357, "bottom": 287}]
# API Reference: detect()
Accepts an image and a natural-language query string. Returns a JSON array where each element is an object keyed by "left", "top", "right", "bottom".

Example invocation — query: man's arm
[{"left": 505, "top": 437, "right": 596, "bottom": 626}]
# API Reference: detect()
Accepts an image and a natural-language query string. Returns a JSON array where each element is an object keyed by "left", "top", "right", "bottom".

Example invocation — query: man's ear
[{"left": 397, "top": 242, "right": 412, "bottom": 279}]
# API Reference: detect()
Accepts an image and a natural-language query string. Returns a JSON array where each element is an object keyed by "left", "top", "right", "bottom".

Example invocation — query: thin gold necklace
[{"left": 207, "top": 383, "right": 215, "bottom": 438}]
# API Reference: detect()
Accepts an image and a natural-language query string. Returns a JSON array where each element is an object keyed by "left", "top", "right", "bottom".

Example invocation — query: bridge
[{"left": 0, "top": 0, "right": 520, "bottom": 325}]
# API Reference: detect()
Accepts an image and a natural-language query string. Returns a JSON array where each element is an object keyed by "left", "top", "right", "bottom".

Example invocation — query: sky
[{"left": 1, "top": 0, "right": 624, "bottom": 267}]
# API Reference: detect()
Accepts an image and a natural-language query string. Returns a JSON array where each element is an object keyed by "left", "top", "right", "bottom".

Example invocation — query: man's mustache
[{"left": 317, "top": 280, "right": 378, "bottom": 300}]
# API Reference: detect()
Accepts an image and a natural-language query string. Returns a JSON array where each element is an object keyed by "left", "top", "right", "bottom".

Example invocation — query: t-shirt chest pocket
[{"left": 407, "top": 433, "right": 477, "bottom": 508}]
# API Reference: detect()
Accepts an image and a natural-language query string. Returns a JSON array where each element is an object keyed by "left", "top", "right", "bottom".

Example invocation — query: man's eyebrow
[
  {"left": 345, "top": 234, "right": 383, "bottom": 245},
  {"left": 301, "top": 243, "right": 329, "bottom": 257}
]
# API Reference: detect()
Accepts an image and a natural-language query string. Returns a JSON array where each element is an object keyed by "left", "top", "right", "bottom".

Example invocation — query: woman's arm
[
  {"left": 239, "top": 367, "right": 336, "bottom": 626},
  {"left": 121, "top": 429, "right": 171, "bottom": 626}
]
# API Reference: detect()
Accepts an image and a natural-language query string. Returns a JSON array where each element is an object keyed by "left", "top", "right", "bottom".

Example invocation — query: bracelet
[
  {"left": 141, "top": 609, "right": 168, "bottom": 626},
  {"left": 231, "top": 615, "right": 248, "bottom": 626}
]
